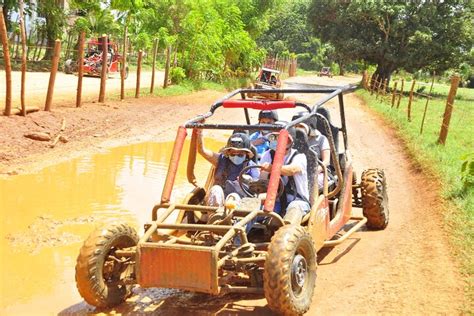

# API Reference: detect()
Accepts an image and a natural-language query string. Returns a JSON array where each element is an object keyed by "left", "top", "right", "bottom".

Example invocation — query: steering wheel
[{"left": 238, "top": 165, "right": 285, "bottom": 198}]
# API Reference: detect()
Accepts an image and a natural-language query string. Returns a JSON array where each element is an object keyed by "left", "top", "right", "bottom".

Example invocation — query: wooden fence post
[
  {"left": 150, "top": 38, "right": 158, "bottom": 94},
  {"left": 383, "top": 78, "right": 388, "bottom": 97},
  {"left": 98, "top": 34, "right": 108, "bottom": 103},
  {"left": 437, "top": 75, "right": 460, "bottom": 145},
  {"left": 0, "top": 8, "right": 12, "bottom": 116},
  {"left": 76, "top": 31, "right": 85, "bottom": 107},
  {"left": 407, "top": 80, "right": 416, "bottom": 122},
  {"left": 391, "top": 81, "right": 398, "bottom": 108},
  {"left": 135, "top": 50, "right": 142, "bottom": 98},
  {"left": 361, "top": 71, "right": 368, "bottom": 89},
  {"left": 420, "top": 75, "right": 435, "bottom": 134},
  {"left": 370, "top": 74, "right": 379, "bottom": 95},
  {"left": 163, "top": 45, "right": 171, "bottom": 89},
  {"left": 120, "top": 26, "right": 127, "bottom": 100},
  {"left": 376, "top": 77, "right": 383, "bottom": 99},
  {"left": 397, "top": 78, "right": 404, "bottom": 109},
  {"left": 44, "top": 39, "right": 61, "bottom": 111},
  {"left": 19, "top": 0, "right": 27, "bottom": 116}
]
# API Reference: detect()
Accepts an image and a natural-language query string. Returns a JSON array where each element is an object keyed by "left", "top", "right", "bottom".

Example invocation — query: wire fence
[{"left": 361, "top": 71, "right": 464, "bottom": 145}]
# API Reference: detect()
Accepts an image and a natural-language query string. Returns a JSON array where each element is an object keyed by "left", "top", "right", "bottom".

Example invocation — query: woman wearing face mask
[{"left": 197, "top": 131, "right": 259, "bottom": 207}]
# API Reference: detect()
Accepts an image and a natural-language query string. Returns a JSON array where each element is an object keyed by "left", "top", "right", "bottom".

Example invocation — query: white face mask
[{"left": 229, "top": 155, "right": 246, "bottom": 165}]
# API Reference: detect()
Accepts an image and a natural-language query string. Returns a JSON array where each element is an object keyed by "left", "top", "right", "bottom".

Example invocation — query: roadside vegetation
[{"left": 356, "top": 83, "right": 473, "bottom": 300}]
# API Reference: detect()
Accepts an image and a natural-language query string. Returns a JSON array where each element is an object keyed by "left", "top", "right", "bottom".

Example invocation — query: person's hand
[
  {"left": 261, "top": 162, "right": 272, "bottom": 172},
  {"left": 252, "top": 137, "right": 265, "bottom": 145}
]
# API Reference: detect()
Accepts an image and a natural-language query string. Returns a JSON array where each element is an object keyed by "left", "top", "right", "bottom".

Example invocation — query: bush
[
  {"left": 461, "top": 153, "right": 474, "bottom": 193},
  {"left": 170, "top": 67, "right": 186, "bottom": 84}
]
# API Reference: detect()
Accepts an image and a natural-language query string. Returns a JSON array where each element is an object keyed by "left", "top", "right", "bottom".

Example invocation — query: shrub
[{"left": 170, "top": 67, "right": 186, "bottom": 84}]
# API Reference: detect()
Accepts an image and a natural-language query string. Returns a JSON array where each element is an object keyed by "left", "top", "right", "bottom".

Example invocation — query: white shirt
[
  {"left": 308, "top": 130, "right": 330, "bottom": 160},
  {"left": 260, "top": 148, "right": 309, "bottom": 202}
]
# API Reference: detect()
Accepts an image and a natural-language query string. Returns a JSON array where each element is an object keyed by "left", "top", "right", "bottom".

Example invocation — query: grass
[
  {"left": 296, "top": 68, "right": 316, "bottom": 76},
  {"left": 356, "top": 85, "right": 473, "bottom": 306}
]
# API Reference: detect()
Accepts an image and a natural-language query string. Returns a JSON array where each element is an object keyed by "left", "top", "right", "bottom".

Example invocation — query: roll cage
[{"left": 161, "top": 86, "right": 357, "bottom": 212}]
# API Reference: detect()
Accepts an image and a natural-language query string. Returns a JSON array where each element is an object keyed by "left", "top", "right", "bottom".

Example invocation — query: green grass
[
  {"left": 356, "top": 87, "right": 473, "bottom": 306},
  {"left": 295, "top": 68, "right": 317, "bottom": 76},
  {"left": 392, "top": 79, "right": 474, "bottom": 101}
]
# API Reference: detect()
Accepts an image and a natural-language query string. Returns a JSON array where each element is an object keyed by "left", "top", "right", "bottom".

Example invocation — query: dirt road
[
  {"left": 0, "top": 74, "right": 467, "bottom": 315},
  {"left": 0, "top": 70, "right": 164, "bottom": 109}
]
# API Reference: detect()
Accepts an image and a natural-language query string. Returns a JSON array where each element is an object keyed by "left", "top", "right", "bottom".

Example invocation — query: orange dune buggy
[
  {"left": 75, "top": 87, "right": 389, "bottom": 315},
  {"left": 247, "top": 67, "right": 284, "bottom": 100}
]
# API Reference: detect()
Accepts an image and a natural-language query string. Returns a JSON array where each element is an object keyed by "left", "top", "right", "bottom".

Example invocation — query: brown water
[{"left": 0, "top": 138, "right": 225, "bottom": 315}]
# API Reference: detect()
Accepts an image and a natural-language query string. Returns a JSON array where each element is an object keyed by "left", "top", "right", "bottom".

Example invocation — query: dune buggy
[
  {"left": 64, "top": 39, "right": 128, "bottom": 79},
  {"left": 318, "top": 67, "right": 333, "bottom": 78},
  {"left": 75, "top": 87, "right": 389, "bottom": 315},
  {"left": 247, "top": 67, "right": 284, "bottom": 100}
]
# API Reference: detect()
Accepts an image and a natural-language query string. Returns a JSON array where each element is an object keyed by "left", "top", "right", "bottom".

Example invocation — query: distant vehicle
[
  {"left": 64, "top": 39, "right": 128, "bottom": 79},
  {"left": 318, "top": 67, "right": 333, "bottom": 78},
  {"left": 247, "top": 67, "right": 284, "bottom": 100}
]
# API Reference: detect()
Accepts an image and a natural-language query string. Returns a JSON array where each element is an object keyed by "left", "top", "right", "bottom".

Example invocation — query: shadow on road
[{"left": 59, "top": 291, "right": 275, "bottom": 316}]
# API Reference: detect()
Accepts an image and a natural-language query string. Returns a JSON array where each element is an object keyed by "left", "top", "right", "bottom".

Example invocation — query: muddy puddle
[{"left": 0, "top": 137, "right": 226, "bottom": 315}]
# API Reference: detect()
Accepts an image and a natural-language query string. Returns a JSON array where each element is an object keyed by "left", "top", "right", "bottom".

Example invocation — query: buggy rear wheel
[
  {"left": 75, "top": 223, "right": 138, "bottom": 308},
  {"left": 361, "top": 168, "right": 389, "bottom": 230},
  {"left": 264, "top": 225, "right": 317, "bottom": 316}
]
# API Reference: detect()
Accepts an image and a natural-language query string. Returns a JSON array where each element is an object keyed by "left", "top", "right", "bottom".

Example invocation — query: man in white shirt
[{"left": 260, "top": 126, "right": 310, "bottom": 225}]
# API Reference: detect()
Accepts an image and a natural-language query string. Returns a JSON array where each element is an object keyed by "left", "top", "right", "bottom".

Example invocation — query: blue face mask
[
  {"left": 229, "top": 155, "right": 246, "bottom": 165},
  {"left": 269, "top": 140, "right": 278, "bottom": 150}
]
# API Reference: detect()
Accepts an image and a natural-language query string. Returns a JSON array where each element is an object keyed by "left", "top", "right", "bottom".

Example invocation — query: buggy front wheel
[
  {"left": 75, "top": 223, "right": 138, "bottom": 308},
  {"left": 264, "top": 225, "right": 317, "bottom": 315}
]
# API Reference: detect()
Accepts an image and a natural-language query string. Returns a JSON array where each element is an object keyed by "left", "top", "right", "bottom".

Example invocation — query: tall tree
[
  {"left": 258, "top": 0, "right": 328, "bottom": 70},
  {"left": 37, "top": 0, "right": 65, "bottom": 60},
  {"left": 308, "top": 1, "right": 473, "bottom": 83}
]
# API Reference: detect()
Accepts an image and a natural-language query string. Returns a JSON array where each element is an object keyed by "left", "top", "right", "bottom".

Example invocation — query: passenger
[
  {"left": 270, "top": 75, "right": 277, "bottom": 85},
  {"left": 249, "top": 110, "right": 279, "bottom": 160},
  {"left": 260, "top": 126, "right": 310, "bottom": 224},
  {"left": 292, "top": 112, "right": 330, "bottom": 189},
  {"left": 197, "top": 130, "right": 259, "bottom": 207}
]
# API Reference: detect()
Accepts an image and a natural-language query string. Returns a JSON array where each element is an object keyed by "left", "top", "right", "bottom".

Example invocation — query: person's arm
[
  {"left": 260, "top": 154, "right": 303, "bottom": 176},
  {"left": 317, "top": 136, "right": 331, "bottom": 172},
  {"left": 280, "top": 163, "right": 302, "bottom": 176},
  {"left": 196, "top": 129, "right": 219, "bottom": 166}
]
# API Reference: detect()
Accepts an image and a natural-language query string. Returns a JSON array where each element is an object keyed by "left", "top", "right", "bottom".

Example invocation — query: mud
[{"left": 0, "top": 73, "right": 468, "bottom": 315}]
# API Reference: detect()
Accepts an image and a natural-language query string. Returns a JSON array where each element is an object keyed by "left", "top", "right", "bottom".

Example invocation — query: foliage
[
  {"left": 258, "top": 0, "right": 328, "bottom": 70},
  {"left": 461, "top": 153, "right": 474, "bottom": 193},
  {"left": 170, "top": 66, "right": 186, "bottom": 84},
  {"left": 36, "top": 0, "right": 66, "bottom": 60},
  {"left": 308, "top": 1, "right": 474, "bottom": 80}
]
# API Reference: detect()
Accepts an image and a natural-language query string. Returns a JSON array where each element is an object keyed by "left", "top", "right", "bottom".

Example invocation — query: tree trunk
[
  {"left": 43, "top": 37, "right": 56, "bottom": 60},
  {"left": 19, "top": 0, "right": 28, "bottom": 116},
  {"left": 371, "top": 63, "right": 395, "bottom": 90},
  {"left": 0, "top": 7, "right": 12, "bottom": 116},
  {"left": 2, "top": 7, "right": 10, "bottom": 33}
]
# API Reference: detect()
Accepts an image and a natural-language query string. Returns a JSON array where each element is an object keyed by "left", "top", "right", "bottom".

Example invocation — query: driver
[
  {"left": 260, "top": 126, "right": 310, "bottom": 224},
  {"left": 197, "top": 130, "right": 259, "bottom": 207}
]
